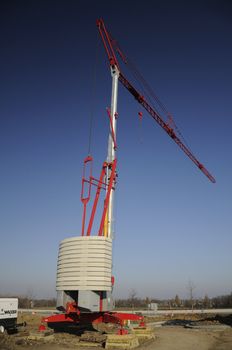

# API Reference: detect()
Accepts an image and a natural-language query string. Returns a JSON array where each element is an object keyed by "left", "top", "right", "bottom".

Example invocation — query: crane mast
[{"left": 105, "top": 65, "right": 119, "bottom": 238}]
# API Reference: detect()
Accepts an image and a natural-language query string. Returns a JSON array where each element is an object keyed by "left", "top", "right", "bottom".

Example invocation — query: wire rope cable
[
  {"left": 112, "top": 39, "right": 194, "bottom": 152},
  {"left": 126, "top": 56, "right": 194, "bottom": 152},
  {"left": 87, "top": 33, "right": 99, "bottom": 155}
]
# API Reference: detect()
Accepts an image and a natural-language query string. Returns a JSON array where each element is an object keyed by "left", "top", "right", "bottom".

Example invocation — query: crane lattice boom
[{"left": 97, "top": 18, "right": 216, "bottom": 183}]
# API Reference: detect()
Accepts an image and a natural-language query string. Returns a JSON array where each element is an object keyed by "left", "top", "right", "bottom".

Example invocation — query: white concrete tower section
[{"left": 106, "top": 65, "right": 119, "bottom": 239}]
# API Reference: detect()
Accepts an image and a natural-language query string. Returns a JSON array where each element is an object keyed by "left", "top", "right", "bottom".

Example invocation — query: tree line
[
  {"left": 115, "top": 291, "right": 232, "bottom": 309},
  {"left": 0, "top": 295, "right": 56, "bottom": 308},
  {"left": 1, "top": 292, "right": 232, "bottom": 309}
]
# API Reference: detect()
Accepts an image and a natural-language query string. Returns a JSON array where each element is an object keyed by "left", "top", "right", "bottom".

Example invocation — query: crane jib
[
  {"left": 98, "top": 19, "right": 215, "bottom": 184},
  {"left": 118, "top": 73, "right": 216, "bottom": 184}
]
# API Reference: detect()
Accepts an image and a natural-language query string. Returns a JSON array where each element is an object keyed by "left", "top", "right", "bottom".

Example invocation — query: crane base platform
[{"left": 43, "top": 310, "right": 144, "bottom": 333}]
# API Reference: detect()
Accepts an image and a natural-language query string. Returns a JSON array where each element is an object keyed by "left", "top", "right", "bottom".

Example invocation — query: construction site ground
[{"left": 0, "top": 312, "right": 232, "bottom": 350}]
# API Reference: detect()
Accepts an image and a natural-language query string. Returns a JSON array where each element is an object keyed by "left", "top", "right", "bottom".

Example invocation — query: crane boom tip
[{"left": 200, "top": 164, "right": 216, "bottom": 183}]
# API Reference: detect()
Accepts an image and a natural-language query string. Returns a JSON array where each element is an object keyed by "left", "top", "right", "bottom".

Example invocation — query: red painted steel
[
  {"left": 81, "top": 156, "right": 93, "bottom": 236},
  {"left": 118, "top": 73, "right": 216, "bottom": 183},
  {"left": 44, "top": 309, "right": 143, "bottom": 327},
  {"left": 96, "top": 19, "right": 120, "bottom": 69},
  {"left": 43, "top": 313, "right": 79, "bottom": 324},
  {"left": 86, "top": 163, "right": 107, "bottom": 236},
  {"left": 97, "top": 19, "right": 216, "bottom": 183},
  {"left": 111, "top": 276, "right": 115, "bottom": 286},
  {"left": 80, "top": 106, "right": 119, "bottom": 237},
  {"left": 109, "top": 312, "right": 143, "bottom": 322},
  {"left": 38, "top": 324, "right": 46, "bottom": 332}
]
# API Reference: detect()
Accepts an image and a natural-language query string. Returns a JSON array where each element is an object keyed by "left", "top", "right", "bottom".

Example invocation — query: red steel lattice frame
[{"left": 96, "top": 18, "right": 215, "bottom": 183}]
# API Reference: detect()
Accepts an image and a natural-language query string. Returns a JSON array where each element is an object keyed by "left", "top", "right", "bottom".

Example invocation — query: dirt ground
[
  {"left": 153, "top": 327, "right": 232, "bottom": 350},
  {"left": 0, "top": 312, "right": 231, "bottom": 350}
]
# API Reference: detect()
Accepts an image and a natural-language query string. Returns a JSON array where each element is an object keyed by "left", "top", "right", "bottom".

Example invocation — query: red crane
[
  {"left": 96, "top": 18, "right": 216, "bottom": 184},
  {"left": 43, "top": 19, "right": 215, "bottom": 335}
]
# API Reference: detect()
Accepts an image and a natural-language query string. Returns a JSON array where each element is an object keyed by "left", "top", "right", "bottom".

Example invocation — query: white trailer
[{"left": 0, "top": 298, "right": 18, "bottom": 333}]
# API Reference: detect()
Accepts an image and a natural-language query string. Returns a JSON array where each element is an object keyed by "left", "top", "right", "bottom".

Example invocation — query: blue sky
[{"left": 0, "top": 0, "right": 231, "bottom": 300}]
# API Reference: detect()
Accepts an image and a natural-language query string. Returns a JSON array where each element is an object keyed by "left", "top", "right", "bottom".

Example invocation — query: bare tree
[
  {"left": 26, "top": 287, "right": 35, "bottom": 309},
  {"left": 145, "top": 297, "right": 150, "bottom": 309},
  {"left": 203, "top": 294, "right": 210, "bottom": 309},
  {"left": 174, "top": 294, "right": 181, "bottom": 308},
  {"left": 128, "top": 289, "right": 137, "bottom": 309},
  {"left": 187, "top": 280, "right": 196, "bottom": 310}
]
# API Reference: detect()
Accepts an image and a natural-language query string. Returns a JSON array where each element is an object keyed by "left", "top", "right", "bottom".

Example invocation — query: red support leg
[{"left": 87, "top": 163, "right": 107, "bottom": 236}]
